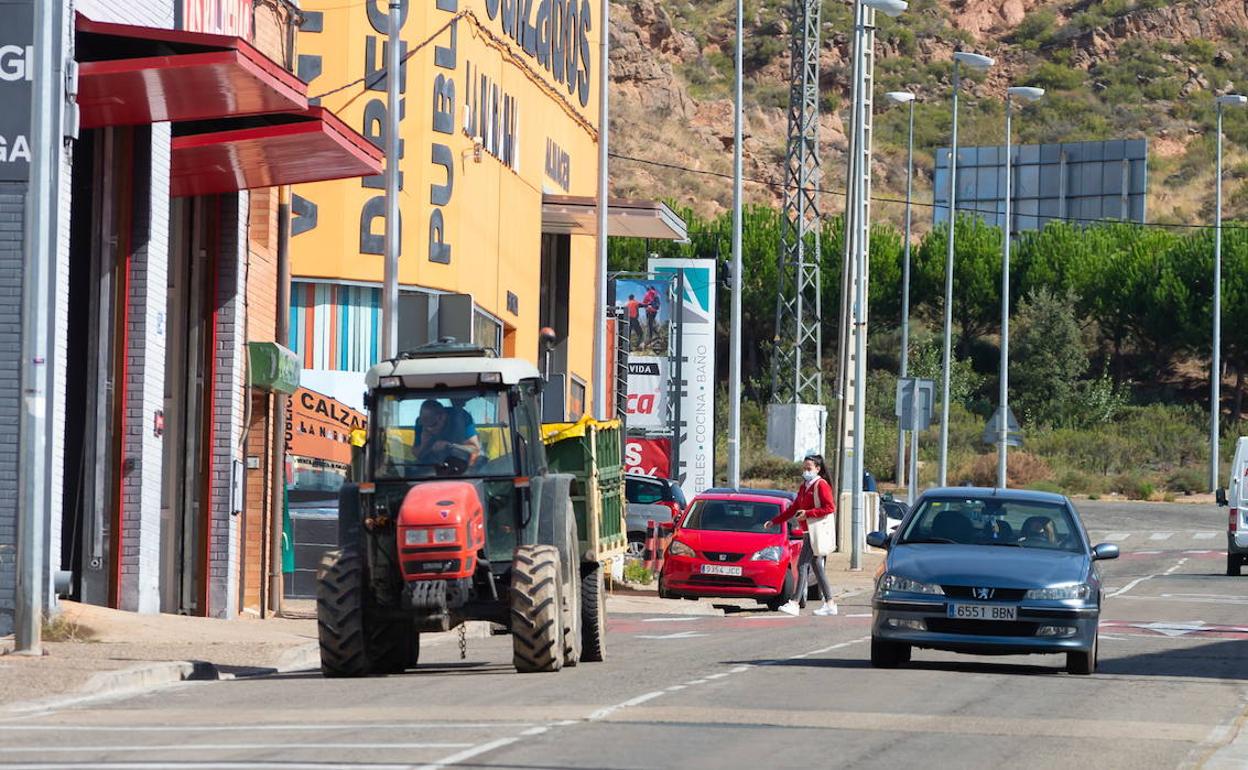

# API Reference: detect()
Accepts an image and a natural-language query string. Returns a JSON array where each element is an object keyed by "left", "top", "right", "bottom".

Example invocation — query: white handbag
[{"left": 806, "top": 481, "right": 837, "bottom": 556}]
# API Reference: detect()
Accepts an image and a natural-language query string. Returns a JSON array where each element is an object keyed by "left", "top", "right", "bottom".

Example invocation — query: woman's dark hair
[{"left": 804, "top": 454, "right": 833, "bottom": 485}]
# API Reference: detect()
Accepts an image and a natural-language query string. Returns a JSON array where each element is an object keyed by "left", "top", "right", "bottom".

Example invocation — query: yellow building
[{"left": 290, "top": 0, "right": 685, "bottom": 420}]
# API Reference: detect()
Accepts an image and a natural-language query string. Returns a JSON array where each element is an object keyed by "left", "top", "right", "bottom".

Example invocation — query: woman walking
[{"left": 767, "top": 455, "right": 837, "bottom": 616}]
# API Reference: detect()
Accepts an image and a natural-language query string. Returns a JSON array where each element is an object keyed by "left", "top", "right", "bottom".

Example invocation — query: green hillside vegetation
[{"left": 611, "top": 210, "right": 1248, "bottom": 496}]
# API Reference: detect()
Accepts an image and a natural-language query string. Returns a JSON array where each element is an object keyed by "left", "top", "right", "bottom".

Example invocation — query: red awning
[
  {"left": 170, "top": 107, "right": 383, "bottom": 197},
  {"left": 76, "top": 15, "right": 306, "bottom": 128}
]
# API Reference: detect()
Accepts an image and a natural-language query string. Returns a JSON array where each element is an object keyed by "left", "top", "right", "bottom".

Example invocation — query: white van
[{"left": 1216, "top": 437, "right": 1248, "bottom": 576}]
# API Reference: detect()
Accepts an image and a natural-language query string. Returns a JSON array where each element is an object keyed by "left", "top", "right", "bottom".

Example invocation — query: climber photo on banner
[{"left": 613, "top": 278, "right": 670, "bottom": 355}]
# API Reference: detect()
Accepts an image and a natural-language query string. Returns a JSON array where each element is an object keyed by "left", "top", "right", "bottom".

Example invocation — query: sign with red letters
[
  {"left": 624, "top": 437, "right": 671, "bottom": 478},
  {"left": 625, "top": 356, "right": 666, "bottom": 430}
]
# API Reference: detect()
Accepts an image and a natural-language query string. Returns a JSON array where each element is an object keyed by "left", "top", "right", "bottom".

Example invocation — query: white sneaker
[
  {"left": 814, "top": 602, "right": 838, "bottom": 617},
  {"left": 776, "top": 600, "right": 800, "bottom": 616}
]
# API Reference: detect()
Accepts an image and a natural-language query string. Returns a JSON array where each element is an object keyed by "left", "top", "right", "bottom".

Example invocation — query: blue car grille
[
  {"left": 925, "top": 618, "right": 1039, "bottom": 637},
  {"left": 941, "top": 586, "right": 1027, "bottom": 601}
]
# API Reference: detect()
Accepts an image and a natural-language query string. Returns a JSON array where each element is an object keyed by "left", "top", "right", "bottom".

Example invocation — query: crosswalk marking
[
  {"left": 1149, "top": 532, "right": 1174, "bottom": 541},
  {"left": 1104, "top": 532, "right": 1131, "bottom": 541},
  {"left": 1193, "top": 532, "right": 1217, "bottom": 540}
]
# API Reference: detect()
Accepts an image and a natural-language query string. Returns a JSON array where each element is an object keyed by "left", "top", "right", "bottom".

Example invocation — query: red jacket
[{"left": 769, "top": 477, "right": 836, "bottom": 534}]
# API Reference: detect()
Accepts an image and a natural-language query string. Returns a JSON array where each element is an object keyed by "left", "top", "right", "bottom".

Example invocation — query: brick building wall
[
  {"left": 0, "top": 185, "right": 25, "bottom": 636},
  {"left": 208, "top": 192, "right": 248, "bottom": 618},
  {"left": 118, "top": 125, "right": 170, "bottom": 613}
]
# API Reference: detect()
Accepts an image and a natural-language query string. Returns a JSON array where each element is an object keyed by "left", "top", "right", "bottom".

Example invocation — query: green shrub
[
  {"left": 623, "top": 562, "right": 653, "bottom": 585},
  {"left": 1113, "top": 473, "right": 1156, "bottom": 500},
  {"left": 1025, "top": 62, "right": 1085, "bottom": 92},
  {"left": 1165, "top": 467, "right": 1205, "bottom": 495},
  {"left": 1013, "top": 9, "right": 1057, "bottom": 50}
]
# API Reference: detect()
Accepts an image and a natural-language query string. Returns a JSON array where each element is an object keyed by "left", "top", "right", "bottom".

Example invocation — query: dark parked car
[
  {"left": 625, "top": 474, "right": 687, "bottom": 557},
  {"left": 867, "top": 487, "right": 1119, "bottom": 674}
]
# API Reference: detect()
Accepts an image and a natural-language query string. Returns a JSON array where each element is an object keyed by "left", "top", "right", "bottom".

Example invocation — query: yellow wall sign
[{"left": 292, "top": 0, "right": 602, "bottom": 370}]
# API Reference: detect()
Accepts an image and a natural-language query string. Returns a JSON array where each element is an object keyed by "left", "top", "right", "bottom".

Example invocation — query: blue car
[{"left": 867, "top": 487, "right": 1119, "bottom": 675}]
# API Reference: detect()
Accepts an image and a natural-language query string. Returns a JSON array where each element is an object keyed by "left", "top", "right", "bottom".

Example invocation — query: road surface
[{"left": 0, "top": 499, "right": 1244, "bottom": 770}]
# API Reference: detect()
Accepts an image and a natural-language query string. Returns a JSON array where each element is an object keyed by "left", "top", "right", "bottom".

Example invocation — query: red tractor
[{"left": 316, "top": 341, "right": 613, "bottom": 675}]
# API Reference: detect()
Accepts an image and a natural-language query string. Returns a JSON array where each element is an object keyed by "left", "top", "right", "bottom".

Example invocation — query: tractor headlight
[
  {"left": 1024, "top": 583, "right": 1092, "bottom": 601},
  {"left": 668, "top": 540, "right": 695, "bottom": 558},
  {"left": 750, "top": 546, "right": 783, "bottom": 562},
  {"left": 432, "top": 527, "right": 458, "bottom": 544},
  {"left": 403, "top": 529, "right": 430, "bottom": 545}
]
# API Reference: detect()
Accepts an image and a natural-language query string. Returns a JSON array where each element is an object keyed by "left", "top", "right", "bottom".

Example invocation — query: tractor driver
[{"left": 413, "top": 400, "right": 481, "bottom": 469}]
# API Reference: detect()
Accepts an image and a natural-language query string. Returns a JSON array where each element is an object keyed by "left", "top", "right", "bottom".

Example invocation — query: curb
[{"left": 2, "top": 621, "right": 497, "bottom": 715}]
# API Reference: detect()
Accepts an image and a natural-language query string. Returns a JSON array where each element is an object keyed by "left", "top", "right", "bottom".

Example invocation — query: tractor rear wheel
[
  {"left": 317, "top": 548, "right": 371, "bottom": 678},
  {"left": 580, "top": 563, "right": 607, "bottom": 662},
  {"left": 511, "top": 545, "right": 565, "bottom": 673},
  {"left": 369, "top": 620, "right": 420, "bottom": 674}
]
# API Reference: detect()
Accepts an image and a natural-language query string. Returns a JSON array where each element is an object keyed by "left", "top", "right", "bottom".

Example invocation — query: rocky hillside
[{"left": 608, "top": 0, "right": 1248, "bottom": 232}]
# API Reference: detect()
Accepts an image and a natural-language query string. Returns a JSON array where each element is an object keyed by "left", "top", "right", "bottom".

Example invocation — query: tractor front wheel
[
  {"left": 316, "top": 548, "right": 371, "bottom": 678},
  {"left": 511, "top": 545, "right": 565, "bottom": 673}
]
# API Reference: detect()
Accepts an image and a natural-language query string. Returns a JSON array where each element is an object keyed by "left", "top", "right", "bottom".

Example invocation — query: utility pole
[
  {"left": 380, "top": 0, "right": 402, "bottom": 360},
  {"left": 592, "top": 0, "right": 611, "bottom": 420},
  {"left": 16, "top": 0, "right": 60, "bottom": 654}
]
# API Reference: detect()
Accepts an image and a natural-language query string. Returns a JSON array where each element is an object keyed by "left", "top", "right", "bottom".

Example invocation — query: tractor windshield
[{"left": 372, "top": 387, "right": 517, "bottom": 480}]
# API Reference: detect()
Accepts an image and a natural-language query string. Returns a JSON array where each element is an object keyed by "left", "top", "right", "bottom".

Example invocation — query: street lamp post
[
  {"left": 728, "top": 0, "right": 744, "bottom": 488},
  {"left": 938, "top": 51, "right": 994, "bottom": 487},
  {"left": 997, "top": 86, "right": 1044, "bottom": 489},
  {"left": 1212, "top": 93, "right": 1247, "bottom": 490},
  {"left": 885, "top": 90, "right": 915, "bottom": 500},
  {"left": 849, "top": 0, "right": 906, "bottom": 570}
]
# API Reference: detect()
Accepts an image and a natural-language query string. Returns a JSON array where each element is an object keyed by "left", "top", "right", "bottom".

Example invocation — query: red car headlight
[
  {"left": 750, "top": 546, "right": 783, "bottom": 562},
  {"left": 668, "top": 540, "right": 695, "bottom": 558}
]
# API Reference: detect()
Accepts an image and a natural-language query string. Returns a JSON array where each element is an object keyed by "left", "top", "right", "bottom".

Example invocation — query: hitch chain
[{"left": 458, "top": 622, "right": 468, "bottom": 660}]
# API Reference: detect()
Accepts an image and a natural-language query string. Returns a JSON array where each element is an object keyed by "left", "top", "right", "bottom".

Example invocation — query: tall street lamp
[
  {"left": 884, "top": 90, "right": 916, "bottom": 500},
  {"left": 728, "top": 0, "right": 744, "bottom": 487},
  {"left": 937, "top": 50, "right": 994, "bottom": 487},
  {"left": 848, "top": 0, "right": 906, "bottom": 571},
  {"left": 997, "top": 85, "right": 1044, "bottom": 489},
  {"left": 1212, "top": 93, "right": 1247, "bottom": 490}
]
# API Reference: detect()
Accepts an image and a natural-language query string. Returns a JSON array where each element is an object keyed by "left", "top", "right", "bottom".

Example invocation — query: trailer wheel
[
  {"left": 511, "top": 545, "right": 565, "bottom": 673},
  {"left": 316, "top": 548, "right": 371, "bottom": 678},
  {"left": 580, "top": 562, "right": 607, "bottom": 663},
  {"left": 562, "top": 509, "right": 582, "bottom": 668}
]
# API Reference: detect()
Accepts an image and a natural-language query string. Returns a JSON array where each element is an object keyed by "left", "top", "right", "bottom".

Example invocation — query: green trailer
[{"left": 542, "top": 418, "right": 628, "bottom": 563}]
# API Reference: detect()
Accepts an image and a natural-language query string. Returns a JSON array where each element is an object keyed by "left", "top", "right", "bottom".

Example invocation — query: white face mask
[{"left": 802, "top": 469, "right": 818, "bottom": 483}]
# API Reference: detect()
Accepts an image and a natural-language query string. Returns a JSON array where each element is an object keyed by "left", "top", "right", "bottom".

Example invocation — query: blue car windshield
[
  {"left": 896, "top": 498, "right": 1085, "bottom": 553},
  {"left": 682, "top": 500, "right": 783, "bottom": 533}
]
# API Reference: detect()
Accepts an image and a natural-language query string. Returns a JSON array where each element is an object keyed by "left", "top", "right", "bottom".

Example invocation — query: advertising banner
[
  {"left": 624, "top": 437, "right": 671, "bottom": 478},
  {"left": 625, "top": 356, "right": 667, "bottom": 430},
  {"left": 648, "top": 258, "right": 716, "bottom": 499},
  {"left": 0, "top": 1, "right": 33, "bottom": 182},
  {"left": 613, "top": 277, "right": 671, "bottom": 356}
]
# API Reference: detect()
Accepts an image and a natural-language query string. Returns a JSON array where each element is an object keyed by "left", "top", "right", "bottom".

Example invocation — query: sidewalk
[{"left": 0, "top": 601, "right": 488, "bottom": 713}]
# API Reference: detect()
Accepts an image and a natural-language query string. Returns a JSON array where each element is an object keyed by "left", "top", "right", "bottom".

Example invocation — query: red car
[{"left": 658, "top": 488, "right": 803, "bottom": 611}]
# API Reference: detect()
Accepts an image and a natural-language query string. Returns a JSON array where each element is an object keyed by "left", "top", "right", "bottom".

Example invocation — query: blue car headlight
[
  {"left": 878, "top": 574, "right": 944, "bottom": 595},
  {"left": 1024, "top": 583, "right": 1092, "bottom": 601}
]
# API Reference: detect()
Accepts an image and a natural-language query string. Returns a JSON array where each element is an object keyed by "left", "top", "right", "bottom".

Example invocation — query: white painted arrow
[{"left": 1131, "top": 621, "right": 1207, "bottom": 637}]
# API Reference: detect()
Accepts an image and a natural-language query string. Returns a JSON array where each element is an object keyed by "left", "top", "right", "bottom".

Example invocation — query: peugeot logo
[{"left": 972, "top": 587, "right": 994, "bottom": 600}]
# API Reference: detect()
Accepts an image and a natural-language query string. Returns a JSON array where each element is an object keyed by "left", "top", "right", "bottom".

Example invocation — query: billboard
[
  {"left": 624, "top": 437, "right": 671, "bottom": 478},
  {"left": 613, "top": 278, "right": 671, "bottom": 356},
  {"left": 0, "top": 1, "right": 33, "bottom": 182},
  {"left": 649, "top": 258, "right": 716, "bottom": 499},
  {"left": 625, "top": 356, "right": 667, "bottom": 430},
  {"left": 933, "top": 139, "right": 1147, "bottom": 232}
]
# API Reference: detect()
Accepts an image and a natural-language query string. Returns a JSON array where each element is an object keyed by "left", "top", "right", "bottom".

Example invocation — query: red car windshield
[{"left": 682, "top": 499, "right": 782, "bottom": 533}]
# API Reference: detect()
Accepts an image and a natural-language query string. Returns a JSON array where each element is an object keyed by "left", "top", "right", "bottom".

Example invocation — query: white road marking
[
  {"left": 1150, "top": 532, "right": 1175, "bottom": 541},
  {"left": 0, "top": 742, "right": 474, "bottom": 753},
  {"left": 1193, "top": 532, "right": 1217, "bottom": 540},
  {"left": 587, "top": 691, "right": 666, "bottom": 722},
  {"left": 636, "top": 630, "right": 707, "bottom": 640},
  {"left": 704, "top": 672, "right": 731, "bottom": 680},
  {"left": 0, "top": 722, "right": 533, "bottom": 733},
  {"left": 1104, "top": 533, "right": 1131, "bottom": 541},
  {"left": 414, "top": 736, "right": 524, "bottom": 770},
  {"left": 1184, "top": 550, "right": 1215, "bottom": 555},
  {"left": 1135, "top": 550, "right": 1163, "bottom": 555},
  {"left": 846, "top": 613, "right": 872, "bottom": 618},
  {"left": 666, "top": 685, "right": 687, "bottom": 691},
  {"left": 730, "top": 665, "right": 750, "bottom": 673},
  {"left": 1107, "top": 575, "right": 1155, "bottom": 598},
  {"left": 641, "top": 617, "right": 700, "bottom": 623},
  {"left": 0, "top": 765, "right": 413, "bottom": 770},
  {"left": 1130, "top": 621, "right": 1207, "bottom": 637},
  {"left": 1164, "top": 558, "right": 1189, "bottom": 575},
  {"left": 790, "top": 636, "right": 872, "bottom": 659}
]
